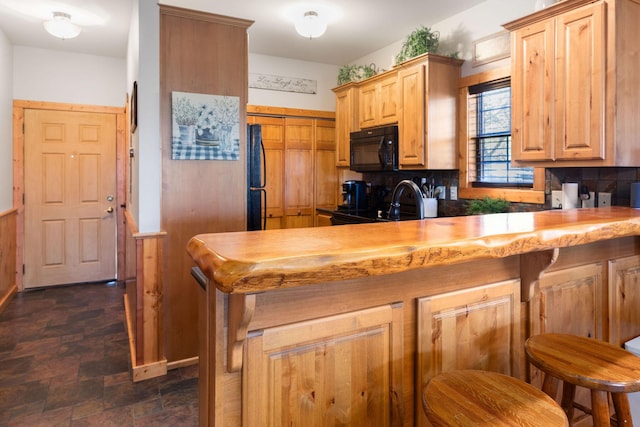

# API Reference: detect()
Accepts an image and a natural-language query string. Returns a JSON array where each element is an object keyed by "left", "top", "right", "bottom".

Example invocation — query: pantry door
[{"left": 23, "top": 109, "right": 117, "bottom": 288}]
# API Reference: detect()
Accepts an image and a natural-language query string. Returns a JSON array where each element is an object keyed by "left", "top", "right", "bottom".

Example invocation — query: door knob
[{"left": 105, "top": 207, "right": 114, "bottom": 214}]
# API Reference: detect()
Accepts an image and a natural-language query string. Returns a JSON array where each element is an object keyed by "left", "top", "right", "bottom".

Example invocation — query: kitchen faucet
[{"left": 388, "top": 180, "right": 425, "bottom": 220}]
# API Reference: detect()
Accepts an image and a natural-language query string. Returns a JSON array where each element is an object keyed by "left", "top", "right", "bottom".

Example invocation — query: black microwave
[{"left": 349, "top": 125, "right": 398, "bottom": 172}]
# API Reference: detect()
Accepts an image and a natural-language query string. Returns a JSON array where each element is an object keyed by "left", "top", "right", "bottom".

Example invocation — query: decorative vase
[
  {"left": 196, "top": 128, "right": 220, "bottom": 146},
  {"left": 178, "top": 124, "right": 196, "bottom": 145}
]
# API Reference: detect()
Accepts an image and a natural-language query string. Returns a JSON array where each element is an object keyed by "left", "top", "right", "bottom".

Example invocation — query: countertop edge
[{"left": 187, "top": 208, "right": 640, "bottom": 294}]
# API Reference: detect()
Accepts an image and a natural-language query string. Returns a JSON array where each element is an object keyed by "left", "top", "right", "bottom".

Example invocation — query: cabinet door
[
  {"left": 358, "top": 81, "right": 378, "bottom": 129},
  {"left": 334, "top": 86, "right": 357, "bottom": 167},
  {"left": 314, "top": 119, "right": 338, "bottom": 214},
  {"left": 511, "top": 19, "right": 555, "bottom": 161},
  {"left": 249, "top": 116, "right": 285, "bottom": 229},
  {"left": 398, "top": 64, "right": 426, "bottom": 167},
  {"left": 417, "top": 279, "right": 521, "bottom": 426},
  {"left": 243, "top": 304, "right": 404, "bottom": 427},
  {"left": 284, "top": 117, "right": 314, "bottom": 228},
  {"left": 530, "top": 262, "right": 603, "bottom": 339},
  {"left": 358, "top": 74, "right": 398, "bottom": 129},
  {"left": 554, "top": 2, "right": 605, "bottom": 160},
  {"left": 378, "top": 74, "right": 398, "bottom": 125},
  {"left": 609, "top": 255, "right": 640, "bottom": 347},
  {"left": 529, "top": 262, "right": 603, "bottom": 413}
]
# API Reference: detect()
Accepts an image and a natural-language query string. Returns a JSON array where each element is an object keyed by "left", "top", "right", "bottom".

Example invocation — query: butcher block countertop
[{"left": 187, "top": 207, "right": 640, "bottom": 294}]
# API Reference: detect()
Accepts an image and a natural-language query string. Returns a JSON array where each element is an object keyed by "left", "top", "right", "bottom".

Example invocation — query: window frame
[{"left": 458, "top": 67, "right": 544, "bottom": 204}]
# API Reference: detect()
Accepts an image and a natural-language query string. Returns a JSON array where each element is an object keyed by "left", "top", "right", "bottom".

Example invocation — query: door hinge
[{"left": 22, "top": 264, "right": 25, "bottom": 274}]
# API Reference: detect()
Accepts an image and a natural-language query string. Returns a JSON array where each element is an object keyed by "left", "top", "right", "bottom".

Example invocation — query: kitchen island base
[{"left": 188, "top": 209, "right": 640, "bottom": 426}]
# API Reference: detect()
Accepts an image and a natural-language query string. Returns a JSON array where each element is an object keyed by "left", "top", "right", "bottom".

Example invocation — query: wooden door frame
[{"left": 13, "top": 100, "right": 127, "bottom": 291}]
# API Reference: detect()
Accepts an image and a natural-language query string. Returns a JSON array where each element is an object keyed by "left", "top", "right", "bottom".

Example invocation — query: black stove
[{"left": 330, "top": 208, "right": 388, "bottom": 225}]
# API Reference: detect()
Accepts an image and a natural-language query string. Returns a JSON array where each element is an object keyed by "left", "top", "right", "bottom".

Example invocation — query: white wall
[
  {"left": 135, "top": 0, "right": 161, "bottom": 233},
  {"left": 249, "top": 54, "right": 339, "bottom": 112},
  {"left": 13, "top": 47, "right": 126, "bottom": 107},
  {"left": 0, "top": 28, "right": 12, "bottom": 212},
  {"left": 352, "top": 0, "right": 538, "bottom": 77}
]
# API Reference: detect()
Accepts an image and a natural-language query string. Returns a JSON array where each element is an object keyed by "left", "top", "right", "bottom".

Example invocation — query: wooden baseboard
[
  {"left": 132, "top": 359, "right": 168, "bottom": 382},
  {"left": 167, "top": 356, "right": 198, "bottom": 370},
  {"left": 0, "top": 284, "right": 17, "bottom": 315},
  {"left": 124, "top": 293, "right": 168, "bottom": 382}
]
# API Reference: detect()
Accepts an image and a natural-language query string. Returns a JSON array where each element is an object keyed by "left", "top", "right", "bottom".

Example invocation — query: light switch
[{"left": 450, "top": 186, "right": 458, "bottom": 201}]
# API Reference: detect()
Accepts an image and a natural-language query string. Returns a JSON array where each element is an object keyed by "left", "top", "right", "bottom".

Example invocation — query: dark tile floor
[{"left": 0, "top": 282, "right": 198, "bottom": 426}]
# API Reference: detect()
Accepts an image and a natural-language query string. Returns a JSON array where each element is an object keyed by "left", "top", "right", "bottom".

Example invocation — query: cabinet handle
[{"left": 297, "top": 210, "right": 301, "bottom": 215}]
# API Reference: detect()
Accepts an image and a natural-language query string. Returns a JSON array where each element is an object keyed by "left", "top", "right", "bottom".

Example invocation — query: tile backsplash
[{"left": 360, "top": 167, "right": 640, "bottom": 217}]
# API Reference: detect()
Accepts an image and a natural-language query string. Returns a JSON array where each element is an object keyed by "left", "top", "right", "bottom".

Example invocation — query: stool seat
[
  {"left": 422, "top": 370, "right": 568, "bottom": 426},
  {"left": 525, "top": 333, "right": 640, "bottom": 426}
]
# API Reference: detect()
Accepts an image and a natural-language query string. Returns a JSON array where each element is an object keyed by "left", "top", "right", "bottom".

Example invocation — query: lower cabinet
[
  {"left": 609, "top": 255, "right": 640, "bottom": 347},
  {"left": 416, "top": 279, "right": 521, "bottom": 427},
  {"left": 530, "top": 262, "right": 603, "bottom": 339},
  {"left": 528, "top": 262, "right": 603, "bottom": 422},
  {"left": 243, "top": 303, "right": 404, "bottom": 427}
]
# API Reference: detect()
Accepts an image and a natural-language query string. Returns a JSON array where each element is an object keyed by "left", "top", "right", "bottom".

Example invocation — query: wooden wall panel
[
  {"left": 160, "top": 6, "right": 252, "bottom": 362},
  {"left": 0, "top": 209, "right": 17, "bottom": 313},
  {"left": 123, "top": 209, "right": 167, "bottom": 381}
]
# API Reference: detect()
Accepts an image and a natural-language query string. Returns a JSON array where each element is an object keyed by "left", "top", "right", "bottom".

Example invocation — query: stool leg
[
  {"left": 612, "top": 392, "right": 633, "bottom": 426},
  {"left": 591, "top": 389, "right": 611, "bottom": 427},
  {"left": 560, "top": 382, "right": 576, "bottom": 422},
  {"left": 542, "top": 373, "right": 559, "bottom": 399}
]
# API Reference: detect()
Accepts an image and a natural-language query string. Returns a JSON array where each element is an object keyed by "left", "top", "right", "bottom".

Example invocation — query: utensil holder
[{"left": 423, "top": 198, "right": 437, "bottom": 218}]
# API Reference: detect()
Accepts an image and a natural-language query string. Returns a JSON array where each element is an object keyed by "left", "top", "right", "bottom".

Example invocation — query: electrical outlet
[
  {"left": 436, "top": 186, "right": 445, "bottom": 200},
  {"left": 551, "top": 191, "right": 563, "bottom": 209},
  {"left": 598, "top": 192, "right": 611, "bottom": 207},
  {"left": 450, "top": 186, "right": 458, "bottom": 201}
]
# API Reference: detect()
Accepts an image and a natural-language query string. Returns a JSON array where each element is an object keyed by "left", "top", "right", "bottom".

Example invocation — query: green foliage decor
[
  {"left": 337, "top": 63, "right": 380, "bottom": 86},
  {"left": 395, "top": 26, "right": 440, "bottom": 65},
  {"left": 466, "top": 196, "right": 510, "bottom": 215}
]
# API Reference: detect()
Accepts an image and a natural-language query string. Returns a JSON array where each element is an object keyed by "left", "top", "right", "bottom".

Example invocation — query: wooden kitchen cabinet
[
  {"left": 530, "top": 262, "right": 603, "bottom": 339},
  {"left": 333, "top": 84, "right": 358, "bottom": 167},
  {"left": 506, "top": 0, "right": 640, "bottom": 166},
  {"left": 248, "top": 115, "right": 285, "bottom": 229},
  {"left": 284, "top": 117, "right": 314, "bottom": 229},
  {"left": 609, "top": 255, "right": 640, "bottom": 347},
  {"left": 249, "top": 109, "right": 337, "bottom": 230},
  {"left": 416, "top": 279, "right": 521, "bottom": 426},
  {"left": 358, "top": 73, "right": 398, "bottom": 129},
  {"left": 397, "top": 55, "right": 461, "bottom": 169},
  {"left": 314, "top": 119, "right": 338, "bottom": 226},
  {"left": 244, "top": 303, "right": 404, "bottom": 426},
  {"left": 527, "top": 262, "right": 603, "bottom": 419}
]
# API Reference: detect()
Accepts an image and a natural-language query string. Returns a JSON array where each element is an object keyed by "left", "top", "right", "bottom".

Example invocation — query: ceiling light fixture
[
  {"left": 294, "top": 10, "right": 327, "bottom": 39},
  {"left": 43, "top": 12, "right": 82, "bottom": 40}
]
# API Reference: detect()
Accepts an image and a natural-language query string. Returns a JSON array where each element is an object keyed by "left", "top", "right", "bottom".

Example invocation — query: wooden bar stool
[
  {"left": 422, "top": 370, "right": 569, "bottom": 426},
  {"left": 525, "top": 333, "right": 640, "bottom": 426}
]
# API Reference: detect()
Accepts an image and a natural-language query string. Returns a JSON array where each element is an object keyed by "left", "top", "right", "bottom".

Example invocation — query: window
[{"left": 469, "top": 78, "right": 533, "bottom": 187}]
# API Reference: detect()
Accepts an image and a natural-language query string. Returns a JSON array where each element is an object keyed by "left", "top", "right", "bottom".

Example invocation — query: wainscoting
[{"left": 0, "top": 208, "right": 17, "bottom": 313}]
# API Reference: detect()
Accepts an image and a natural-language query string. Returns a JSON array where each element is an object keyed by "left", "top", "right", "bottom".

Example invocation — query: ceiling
[{"left": 0, "top": 0, "right": 488, "bottom": 65}]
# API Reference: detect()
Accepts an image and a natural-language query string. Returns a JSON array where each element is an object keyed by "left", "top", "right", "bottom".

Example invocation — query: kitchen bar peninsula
[{"left": 187, "top": 207, "right": 640, "bottom": 427}]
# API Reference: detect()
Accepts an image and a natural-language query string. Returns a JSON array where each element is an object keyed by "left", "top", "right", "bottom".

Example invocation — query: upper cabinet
[
  {"left": 397, "top": 56, "right": 461, "bottom": 170},
  {"left": 505, "top": 0, "right": 640, "bottom": 167},
  {"left": 333, "top": 53, "right": 462, "bottom": 171},
  {"left": 358, "top": 73, "right": 398, "bottom": 129},
  {"left": 333, "top": 85, "right": 358, "bottom": 167}
]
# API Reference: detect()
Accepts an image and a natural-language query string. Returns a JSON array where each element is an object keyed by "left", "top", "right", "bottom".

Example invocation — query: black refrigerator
[{"left": 247, "top": 124, "right": 266, "bottom": 230}]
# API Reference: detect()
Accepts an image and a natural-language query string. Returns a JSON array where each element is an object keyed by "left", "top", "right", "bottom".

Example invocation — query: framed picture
[
  {"left": 130, "top": 81, "right": 137, "bottom": 133},
  {"left": 472, "top": 31, "right": 511, "bottom": 67},
  {"left": 171, "top": 91, "right": 240, "bottom": 161}
]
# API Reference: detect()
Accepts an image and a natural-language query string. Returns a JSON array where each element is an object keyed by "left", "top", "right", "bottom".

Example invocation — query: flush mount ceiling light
[
  {"left": 294, "top": 10, "right": 327, "bottom": 39},
  {"left": 43, "top": 11, "right": 82, "bottom": 40}
]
